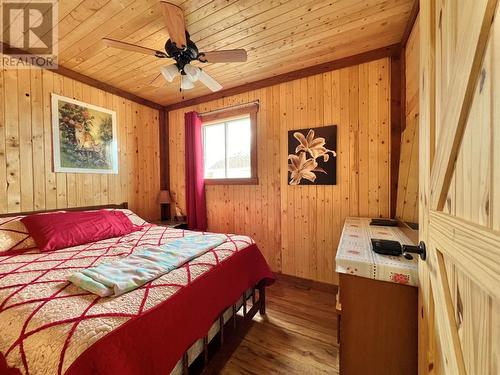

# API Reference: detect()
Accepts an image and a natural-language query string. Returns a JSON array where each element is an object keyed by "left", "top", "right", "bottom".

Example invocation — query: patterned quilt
[{"left": 0, "top": 211, "right": 255, "bottom": 375}]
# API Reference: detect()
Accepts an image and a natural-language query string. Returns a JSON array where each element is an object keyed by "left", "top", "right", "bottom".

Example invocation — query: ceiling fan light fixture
[
  {"left": 103, "top": 4, "right": 247, "bottom": 93},
  {"left": 183, "top": 63, "right": 200, "bottom": 82},
  {"left": 160, "top": 64, "right": 179, "bottom": 82},
  {"left": 180, "top": 74, "right": 195, "bottom": 90}
]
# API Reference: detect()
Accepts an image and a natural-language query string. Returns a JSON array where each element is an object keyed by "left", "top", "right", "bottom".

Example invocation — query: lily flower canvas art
[{"left": 287, "top": 126, "right": 337, "bottom": 185}]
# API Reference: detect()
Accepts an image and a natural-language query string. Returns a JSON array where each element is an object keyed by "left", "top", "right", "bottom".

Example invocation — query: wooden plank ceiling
[{"left": 53, "top": 0, "right": 414, "bottom": 106}]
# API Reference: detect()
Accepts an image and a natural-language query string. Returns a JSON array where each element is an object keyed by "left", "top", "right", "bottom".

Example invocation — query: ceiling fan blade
[
  {"left": 160, "top": 2, "right": 187, "bottom": 48},
  {"left": 198, "top": 70, "right": 223, "bottom": 92},
  {"left": 198, "top": 49, "right": 247, "bottom": 63},
  {"left": 102, "top": 38, "right": 167, "bottom": 58},
  {"left": 150, "top": 73, "right": 165, "bottom": 88}
]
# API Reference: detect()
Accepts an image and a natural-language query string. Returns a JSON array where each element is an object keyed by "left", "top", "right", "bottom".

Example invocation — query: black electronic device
[
  {"left": 369, "top": 218, "right": 398, "bottom": 226},
  {"left": 371, "top": 239, "right": 402, "bottom": 256},
  {"left": 371, "top": 239, "right": 427, "bottom": 260}
]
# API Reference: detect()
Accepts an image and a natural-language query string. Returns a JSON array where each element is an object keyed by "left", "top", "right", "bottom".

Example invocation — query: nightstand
[{"left": 152, "top": 220, "right": 188, "bottom": 229}]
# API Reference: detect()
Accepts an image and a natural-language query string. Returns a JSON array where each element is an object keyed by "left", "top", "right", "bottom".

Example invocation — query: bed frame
[
  {"left": 0, "top": 202, "right": 267, "bottom": 374},
  {"left": 185, "top": 283, "right": 266, "bottom": 375},
  {"left": 0, "top": 202, "right": 128, "bottom": 217}
]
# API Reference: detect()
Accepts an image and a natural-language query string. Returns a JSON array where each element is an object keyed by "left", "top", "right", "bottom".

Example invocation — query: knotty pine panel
[
  {"left": 43, "top": 0, "right": 413, "bottom": 105},
  {"left": 0, "top": 69, "right": 160, "bottom": 221},
  {"left": 168, "top": 58, "right": 392, "bottom": 284},
  {"left": 396, "top": 16, "right": 419, "bottom": 224}
]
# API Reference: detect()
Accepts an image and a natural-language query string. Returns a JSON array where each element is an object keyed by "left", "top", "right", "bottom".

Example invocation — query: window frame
[{"left": 201, "top": 103, "right": 258, "bottom": 185}]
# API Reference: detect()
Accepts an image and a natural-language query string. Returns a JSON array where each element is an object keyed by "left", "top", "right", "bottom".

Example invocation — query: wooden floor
[{"left": 219, "top": 277, "right": 339, "bottom": 374}]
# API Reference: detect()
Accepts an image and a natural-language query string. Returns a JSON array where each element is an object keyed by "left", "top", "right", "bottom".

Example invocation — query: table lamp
[{"left": 157, "top": 190, "right": 172, "bottom": 220}]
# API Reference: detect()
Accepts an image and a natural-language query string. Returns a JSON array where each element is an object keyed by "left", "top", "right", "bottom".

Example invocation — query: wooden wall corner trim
[
  {"left": 0, "top": 42, "right": 163, "bottom": 111},
  {"left": 390, "top": 51, "right": 403, "bottom": 219},
  {"left": 159, "top": 109, "right": 169, "bottom": 190},
  {"left": 401, "top": 0, "right": 420, "bottom": 48},
  {"left": 159, "top": 109, "right": 170, "bottom": 219},
  {"left": 395, "top": 14, "right": 419, "bottom": 224},
  {"left": 54, "top": 66, "right": 163, "bottom": 111},
  {"left": 164, "top": 44, "right": 401, "bottom": 112}
]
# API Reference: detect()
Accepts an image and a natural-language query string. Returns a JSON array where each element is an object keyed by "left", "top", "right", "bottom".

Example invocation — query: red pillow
[{"left": 21, "top": 210, "right": 140, "bottom": 252}]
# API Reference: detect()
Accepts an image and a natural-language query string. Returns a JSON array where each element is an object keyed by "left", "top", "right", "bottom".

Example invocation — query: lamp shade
[
  {"left": 160, "top": 64, "right": 179, "bottom": 82},
  {"left": 157, "top": 190, "right": 172, "bottom": 204},
  {"left": 180, "top": 74, "right": 195, "bottom": 90},
  {"left": 184, "top": 63, "right": 200, "bottom": 82}
]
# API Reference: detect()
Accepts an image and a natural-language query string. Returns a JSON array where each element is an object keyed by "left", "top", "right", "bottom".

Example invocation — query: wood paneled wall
[
  {"left": 168, "top": 58, "right": 392, "bottom": 284},
  {"left": 0, "top": 69, "right": 161, "bottom": 221},
  {"left": 397, "top": 16, "right": 419, "bottom": 223}
]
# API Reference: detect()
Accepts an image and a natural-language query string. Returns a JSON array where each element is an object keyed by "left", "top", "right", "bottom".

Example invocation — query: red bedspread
[
  {"left": 67, "top": 243, "right": 273, "bottom": 375},
  {"left": 0, "top": 220, "right": 273, "bottom": 375}
]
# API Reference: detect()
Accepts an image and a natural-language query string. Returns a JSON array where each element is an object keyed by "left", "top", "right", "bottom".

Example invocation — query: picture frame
[
  {"left": 51, "top": 94, "right": 118, "bottom": 174},
  {"left": 287, "top": 125, "right": 337, "bottom": 185}
]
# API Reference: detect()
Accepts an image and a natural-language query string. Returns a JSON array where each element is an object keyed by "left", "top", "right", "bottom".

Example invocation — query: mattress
[{"left": 0, "top": 213, "right": 273, "bottom": 375}]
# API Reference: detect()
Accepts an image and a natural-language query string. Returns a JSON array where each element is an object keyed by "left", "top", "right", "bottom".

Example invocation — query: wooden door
[{"left": 419, "top": 0, "right": 500, "bottom": 374}]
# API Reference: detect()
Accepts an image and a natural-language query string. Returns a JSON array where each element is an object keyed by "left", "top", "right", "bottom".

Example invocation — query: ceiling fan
[{"left": 101, "top": 2, "right": 247, "bottom": 92}]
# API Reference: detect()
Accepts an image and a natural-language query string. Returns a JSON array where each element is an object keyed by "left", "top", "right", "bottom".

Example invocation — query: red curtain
[{"left": 184, "top": 111, "right": 207, "bottom": 231}]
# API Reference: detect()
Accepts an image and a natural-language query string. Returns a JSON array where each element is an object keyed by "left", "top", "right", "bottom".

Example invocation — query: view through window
[{"left": 203, "top": 116, "right": 252, "bottom": 179}]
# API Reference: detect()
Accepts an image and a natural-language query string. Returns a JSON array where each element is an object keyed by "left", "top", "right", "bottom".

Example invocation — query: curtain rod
[{"left": 199, "top": 100, "right": 259, "bottom": 117}]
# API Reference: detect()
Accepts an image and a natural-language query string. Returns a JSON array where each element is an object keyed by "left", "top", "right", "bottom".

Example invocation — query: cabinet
[
  {"left": 336, "top": 218, "right": 418, "bottom": 374},
  {"left": 339, "top": 274, "right": 417, "bottom": 374}
]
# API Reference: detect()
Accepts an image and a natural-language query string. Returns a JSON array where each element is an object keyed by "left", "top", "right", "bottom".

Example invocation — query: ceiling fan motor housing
[{"left": 165, "top": 32, "right": 199, "bottom": 73}]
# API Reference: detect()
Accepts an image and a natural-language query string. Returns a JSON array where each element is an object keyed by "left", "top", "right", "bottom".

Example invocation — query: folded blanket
[{"left": 68, "top": 234, "right": 227, "bottom": 297}]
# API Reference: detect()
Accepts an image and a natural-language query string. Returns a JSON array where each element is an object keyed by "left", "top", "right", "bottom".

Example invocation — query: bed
[{"left": 0, "top": 204, "right": 274, "bottom": 375}]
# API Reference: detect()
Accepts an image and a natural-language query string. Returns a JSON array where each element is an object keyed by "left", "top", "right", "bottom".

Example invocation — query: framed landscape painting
[{"left": 51, "top": 94, "right": 118, "bottom": 174}]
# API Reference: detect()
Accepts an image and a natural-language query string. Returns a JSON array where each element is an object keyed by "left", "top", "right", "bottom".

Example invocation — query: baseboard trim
[{"left": 274, "top": 273, "right": 337, "bottom": 294}]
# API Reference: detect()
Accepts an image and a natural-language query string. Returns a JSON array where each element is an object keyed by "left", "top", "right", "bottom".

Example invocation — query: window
[{"left": 201, "top": 104, "right": 258, "bottom": 184}]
